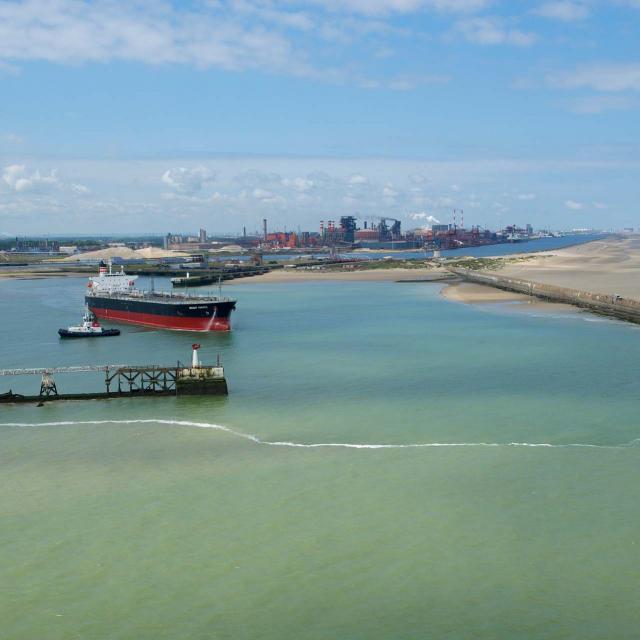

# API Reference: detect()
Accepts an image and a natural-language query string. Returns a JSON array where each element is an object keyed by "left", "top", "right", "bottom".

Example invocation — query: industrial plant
[
  {"left": 4, "top": 212, "right": 592, "bottom": 264},
  {"left": 161, "top": 213, "right": 545, "bottom": 253}
]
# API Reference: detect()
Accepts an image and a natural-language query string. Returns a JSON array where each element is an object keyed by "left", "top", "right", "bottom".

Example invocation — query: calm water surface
[{"left": 1, "top": 276, "right": 639, "bottom": 639}]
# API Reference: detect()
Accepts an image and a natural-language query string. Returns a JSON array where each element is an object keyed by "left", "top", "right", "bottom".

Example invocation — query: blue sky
[{"left": 0, "top": 0, "right": 638, "bottom": 234}]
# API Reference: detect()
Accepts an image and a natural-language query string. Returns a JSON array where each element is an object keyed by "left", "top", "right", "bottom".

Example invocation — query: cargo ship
[{"left": 85, "top": 262, "right": 236, "bottom": 331}]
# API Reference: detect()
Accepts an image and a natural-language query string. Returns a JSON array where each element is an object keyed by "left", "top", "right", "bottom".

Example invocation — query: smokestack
[
  {"left": 263, "top": 218, "right": 267, "bottom": 241},
  {"left": 243, "top": 226, "right": 246, "bottom": 238}
]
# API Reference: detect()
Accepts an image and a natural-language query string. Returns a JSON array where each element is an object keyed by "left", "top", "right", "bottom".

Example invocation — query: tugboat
[{"left": 58, "top": 308, "right": 120, "bottom": 338}]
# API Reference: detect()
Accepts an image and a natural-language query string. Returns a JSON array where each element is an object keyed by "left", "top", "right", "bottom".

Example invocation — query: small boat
[{"left": 58, "top": 309, "right": 120, "bottom": 338}]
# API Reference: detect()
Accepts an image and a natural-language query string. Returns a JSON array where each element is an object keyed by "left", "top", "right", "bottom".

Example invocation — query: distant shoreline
[{"left": 0, "top": 236, "right": 630, "bottom": 296}]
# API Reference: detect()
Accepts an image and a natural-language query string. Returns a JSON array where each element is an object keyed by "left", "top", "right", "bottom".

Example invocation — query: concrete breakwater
[{"left": 450, "top": 268, "right": 640, "bottom": 324}]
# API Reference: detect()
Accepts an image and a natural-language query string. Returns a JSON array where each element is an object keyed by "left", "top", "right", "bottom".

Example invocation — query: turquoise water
[{"left": 2, "top": 277, "right": 640, "bottom": 639}]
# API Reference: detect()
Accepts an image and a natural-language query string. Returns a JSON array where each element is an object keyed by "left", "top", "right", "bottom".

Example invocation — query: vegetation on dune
[
  {"left": 323, "top": 259, "right": 435, "bottom": 271},
  {"left": 321, "top": 255, "right": 540, "bottom": 272},
  {"left": 441, "top": 255, "right": 540, "bottom": 271}
]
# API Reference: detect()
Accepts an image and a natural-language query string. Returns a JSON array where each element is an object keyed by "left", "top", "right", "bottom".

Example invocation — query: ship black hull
[{"left": 86, "top": 295, "right": 236, "bottom": 331}]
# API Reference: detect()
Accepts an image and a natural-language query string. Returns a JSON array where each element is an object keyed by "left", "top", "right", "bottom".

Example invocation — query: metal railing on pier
[{"left": 0, "top": 365, "right": 130, "bottom": 376}]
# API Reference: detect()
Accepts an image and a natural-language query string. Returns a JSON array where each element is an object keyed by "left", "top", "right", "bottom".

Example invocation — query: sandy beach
[
  {"left": 229, "top": 267, "right": 451, "bottom": 284},
  {"left": 441, "top": 281, "right": 578, "bottom": 316},
  {"left": 442, "top": 282, "right": 531, "bottom": 303},
  {"left": 496, "top": 235, "right": 640, "bottom": 298},
  {"left": 442, "top": 235, "right": 640, "bottom": 305}
]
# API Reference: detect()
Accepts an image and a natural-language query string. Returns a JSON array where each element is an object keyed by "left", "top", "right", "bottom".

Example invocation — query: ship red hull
[{"left": 90, "top": 307, "right": 231, "bottom": 332}]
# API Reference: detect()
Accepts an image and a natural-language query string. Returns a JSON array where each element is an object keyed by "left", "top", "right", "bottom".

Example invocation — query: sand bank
[
  {"left": 0, "top": 264, "right": 451, "bottom": 283},
  {"left": 442, "top": 282, "right": 528, "bottom": 303},
  {"left": 443, "top": 236, "right": 640, "bottom": 303},
  {"left": 230, "top": 267, "right": 451, "bottom": 284},
  {"left": 441, "top": 281, "right": 577, "bottom": 315},
  {"left": 441, "top": 236, "right": 640, "bottom": 319},
  {"left": 494, "top": 235, "right": 640, "bottom": 300}
]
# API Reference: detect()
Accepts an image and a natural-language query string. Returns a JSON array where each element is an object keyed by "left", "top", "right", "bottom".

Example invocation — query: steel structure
[{"left": 0, "top": 365, "right": 133, "bottom": 376}]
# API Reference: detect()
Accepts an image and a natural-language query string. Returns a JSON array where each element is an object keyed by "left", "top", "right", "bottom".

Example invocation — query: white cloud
[
  {"left": 534, "top": 2, "right": 590, "bottom": 21},
  {"left": 231, "top": 3, "right": 315, "bottom": 31},
  {"left": 0, "top": 163, "right": 91, "bottom": 214},
  {"left": 549, "top": 63, "right": 640, "bottom": 92},
  {"left": 234, "top": 170, "right": 283, "bottom": 187},
  {"left": 0, "top": 0, "right": 487, "bottom": 89},
  {"left": 0, "top": 0, "right": 503, "bottom": 90},
  {"left": 162, "top": 166, "right": 215, "bottom": 195},
  {"left": 3, "top": 156, "right": 638, "bottom": 234},
  {"left": 593, "top": 201, "right": 608, "bottom": 209},
  {"left": 0, "top": 0, "right": 316, "bottom": 78},
  {"left": 2, "top": 164, "right": 59, "bottom": 193},
  {"left": 252, "top": 188, "right": 275, "bottom": 199},
  {"left": 410, "top": 212, "right": 441, "bottom": 223},
  {"left": 252, "top": 187, "right": 286, "bottom": 205},
  {"left": 517, "top": 193, "right": 536, "bottom": 200},
  {"left": 348, "top": 174, "right": 369, "bottom": 185},
  {"left": 456, "top": 17, "right": 537, "bottom": 46},
  {"left": 565, "top": 199, "right": 583, "bottom": 210},
  {"left": 282, "top": 176, "right": 315, "bottom": 191}
]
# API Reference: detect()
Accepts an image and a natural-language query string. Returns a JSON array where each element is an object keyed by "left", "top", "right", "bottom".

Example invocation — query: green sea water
[{"left": 2, "top": 277, "right": 640, "bottom": 639}]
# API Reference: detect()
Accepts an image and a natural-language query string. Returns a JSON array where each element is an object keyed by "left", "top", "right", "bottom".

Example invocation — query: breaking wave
[{"left": 0, "top": 419, "right": 631, "bottom": 450}]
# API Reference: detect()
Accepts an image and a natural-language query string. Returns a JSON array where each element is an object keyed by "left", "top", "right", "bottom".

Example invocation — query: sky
[{"left": 0, "top": 0, "right": 638, "bottom": 235}]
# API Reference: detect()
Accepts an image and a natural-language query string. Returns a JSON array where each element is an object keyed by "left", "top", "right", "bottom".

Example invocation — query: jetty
[
  {"left": 0, "top": 345, "right": 228, "bottom": 404},
  {"left": 450, "top": 268, "right": 640, "bottom": 324}
]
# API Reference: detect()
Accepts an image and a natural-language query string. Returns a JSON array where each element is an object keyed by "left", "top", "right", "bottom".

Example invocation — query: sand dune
[
  {"left": 60, "top": 247, "right": 188, "bottom": 261},
  {"left": 135, "top": 247, "right": 188, "bottom": 258}
]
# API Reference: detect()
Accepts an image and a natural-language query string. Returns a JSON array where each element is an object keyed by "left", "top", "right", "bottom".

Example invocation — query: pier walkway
[{"left": 0, "top": 346, "right": 228, "bottom": 404}]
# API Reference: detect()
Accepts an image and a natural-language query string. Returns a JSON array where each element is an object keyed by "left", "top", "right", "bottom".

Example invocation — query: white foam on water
[
  {"left": 0, "top": 419, "right": 261, "bottom": 444},
  {"left": 0, "top": 419, "right": 628, "bottom": 450}
]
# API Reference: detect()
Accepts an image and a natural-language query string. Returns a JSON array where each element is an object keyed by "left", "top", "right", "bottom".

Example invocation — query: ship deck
[{"left": 87, "top": 291, "right": 235, "bottom": 305}]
